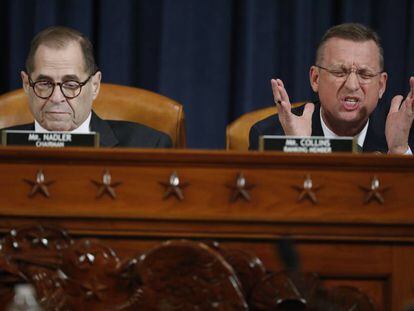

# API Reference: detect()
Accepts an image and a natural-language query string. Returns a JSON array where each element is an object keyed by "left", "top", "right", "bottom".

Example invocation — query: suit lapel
[
  {"left": 362, "top": 117, "right": 387, "bottom": 153},
  {"left": 311, "top": 103, "right": 324, "bottom": 136},
  {"left": 90, "top": 111, "right": 119, "bottom": 147},
  {"left": 21, "top": 124, "right": 35, "bottom": 131}
]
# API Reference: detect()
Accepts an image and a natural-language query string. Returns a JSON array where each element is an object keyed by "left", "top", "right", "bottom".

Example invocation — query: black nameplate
[
  {"left": 2, "top": 131, "right": 99, "bottom": 147},
  {"left": 259, "top": 135, "right": 356, "bottom": 153}
]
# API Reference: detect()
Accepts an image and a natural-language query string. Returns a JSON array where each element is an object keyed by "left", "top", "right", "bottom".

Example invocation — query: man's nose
[
  {"left": 49, "top": 84, "right": 66, "bottom": 102},
  {"left": 344, "top": 70, "right": 360, "bottom": 91}
]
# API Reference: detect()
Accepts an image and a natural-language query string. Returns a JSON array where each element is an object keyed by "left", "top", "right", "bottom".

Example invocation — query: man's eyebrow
[
  {"left": 329, "top": 64, "right": 376, "bottom": 70},
  {"left": 33, "top": 74, "right": 81, "bottom": 81},
  {"left": 356, "top": 65, "right": 376, "bottom": 71},
  {"left": 62, "top": 74, "right": 81, "bottom": 81},
  {"left": 35, "top": 74, "right": 53, "bottom": 81}
]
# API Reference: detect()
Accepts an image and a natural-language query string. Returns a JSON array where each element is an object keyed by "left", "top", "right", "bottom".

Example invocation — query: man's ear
[
  {"left": 21, "top": 71, "right": 30, "bottom": 95},
  {"left": 92, "top": 71, "right": 101, "bottom": 100},
  {"left": 378, "top": 72, "right": 388, "bottom": 99},
  {"left": 309, "top": 66, "right": 320, "bottom": 93}
]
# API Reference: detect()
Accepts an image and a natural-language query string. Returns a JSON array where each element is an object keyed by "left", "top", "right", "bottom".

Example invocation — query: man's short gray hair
[
  {"left": 316, "top": 23, "right": 384, "bottom": 70},
  {"left": 26, "top": 26, "right": 98, "bottom": 75}
]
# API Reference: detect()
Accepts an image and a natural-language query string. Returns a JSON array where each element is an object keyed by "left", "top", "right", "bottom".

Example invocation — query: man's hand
[
  {"left": 271, "top": 78, "right": 314, "bottom": 136},
  {"left": 386, "top": 76, "right": 414, "bottom": 154}
]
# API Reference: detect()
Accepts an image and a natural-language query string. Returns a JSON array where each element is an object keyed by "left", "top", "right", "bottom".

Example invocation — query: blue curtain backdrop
[{"left": 1, "top": 0, "right": 413, "bottom": 149}]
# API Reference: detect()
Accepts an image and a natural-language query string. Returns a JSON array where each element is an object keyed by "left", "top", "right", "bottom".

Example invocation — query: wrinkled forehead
[
  {"left": 31, "top": 42, "right": 87, "bottom": 79},
  {"left": 319, "top": 38, "right": 382, "bottom": 70}
]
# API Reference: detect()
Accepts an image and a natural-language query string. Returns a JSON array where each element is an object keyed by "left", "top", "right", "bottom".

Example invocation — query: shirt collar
[
  {"left": 319, "top": 108, "right": 368, "bottom": 149},
  {"left": 34, "top": 112, "right": 92, "bottom": 133}
]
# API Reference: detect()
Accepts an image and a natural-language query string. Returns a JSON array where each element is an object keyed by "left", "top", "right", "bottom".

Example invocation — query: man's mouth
[
  {"left": 44, "top": 111, "right": 71, "bottom": 120},
  {"left": 45, "top": 111, "right": 70, "bottom": 115},
  {"left": 341, "top": 96, "right": 361, "bottom": 111}
]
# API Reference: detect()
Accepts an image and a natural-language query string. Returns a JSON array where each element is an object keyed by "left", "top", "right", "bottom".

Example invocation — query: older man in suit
[{"left": 7, "top": 26, "right": 171, "bottom": 148}]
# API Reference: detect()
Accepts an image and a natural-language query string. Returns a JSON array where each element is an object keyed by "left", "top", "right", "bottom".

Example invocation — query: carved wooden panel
[{"left": 0, "top": 225, "right": 378, "bottom": 310}]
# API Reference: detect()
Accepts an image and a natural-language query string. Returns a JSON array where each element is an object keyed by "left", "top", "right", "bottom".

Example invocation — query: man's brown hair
[
  {"left": 316, "top": 23, "right": 384, "bottom": 70},
  {"left": 26, "top": 26, "right": 98, "bottom": 75}
]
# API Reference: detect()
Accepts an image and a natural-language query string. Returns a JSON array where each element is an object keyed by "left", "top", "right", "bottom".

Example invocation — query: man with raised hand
[{"left": 249, "top": 23, "right": 414, "bottom": 154}]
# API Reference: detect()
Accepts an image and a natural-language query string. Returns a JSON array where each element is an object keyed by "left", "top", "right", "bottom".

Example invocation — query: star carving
[
  {"left": 23, "top": 169, "right": 54, "bottom": 198},
  {"left": 292, "top": 174, "right": 321, "bottom": 204},
  {"left": 159, "top": 171, "right": 189, "bottom": 200},
  {"left": 26, "top": 230, "right": 53, "bottom": 248},
  {"left": 359, "top": 176, "right": 390, "bottom": 204},
  {"left": 226, "top": 172, "right": 255, "bottom": 202},
  {"left": 81, "top": 276, "right": 108, "bottom": 301},
  {"left": 91, "top": 169, "right": 122, "bottom": 199},
  {"left": 75, "top": 248, "right": 96, "bottom": 264}
]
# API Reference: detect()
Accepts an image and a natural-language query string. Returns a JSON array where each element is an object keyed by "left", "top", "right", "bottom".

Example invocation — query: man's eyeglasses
[
  {"left": 315, "top": 65, "right": 382, "bottom": 85},
  {"left": 28, "top": 72, "right": 97, "bottom": 99}
]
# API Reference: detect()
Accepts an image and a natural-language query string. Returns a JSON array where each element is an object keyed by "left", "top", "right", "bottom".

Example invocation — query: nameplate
[
  {"left": 259, "top": 135, "right": 356, "bottom": 153},
  {"left": 2, "top": 131, "right": 99, "bottom": 147}
]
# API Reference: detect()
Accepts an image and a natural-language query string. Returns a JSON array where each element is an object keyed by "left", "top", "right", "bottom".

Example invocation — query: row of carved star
[{"left": 23, "top": 170, "right": 389, "bottom": 204}]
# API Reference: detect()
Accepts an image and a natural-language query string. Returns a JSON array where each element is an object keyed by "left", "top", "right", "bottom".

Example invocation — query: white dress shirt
[{"left": 320, "top": 109, "right": 367, "bottom": 150}]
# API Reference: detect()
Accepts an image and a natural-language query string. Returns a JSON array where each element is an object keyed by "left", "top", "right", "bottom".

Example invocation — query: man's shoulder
[
  {"left": 248, "top": 109, "right": 284, "bottom": 150},
  {"left": 1, "top": 123, "right": 34, "bottom": 131},
  {"left": 248, "top": 103, "right": 314, "bottom": 150},
  {"left": 251, "top": 113, "right": 280, "bottom": 135},
  {"left": 251, "top": 104, "right": 307, "bottom": 135},
  {"left": 104, "top": 119, "right": 163, "bottom": 136},
  {"left": 103, "top": 119, "right": 172, "bottom": 148}
]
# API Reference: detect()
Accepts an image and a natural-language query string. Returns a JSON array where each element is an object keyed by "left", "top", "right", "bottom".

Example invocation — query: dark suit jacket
[
  {"left": 249, "top": 102, "right": 388, "bottom": 153},
  {"left": 5, "top": 111, "right": 172, "bottom": 148}
]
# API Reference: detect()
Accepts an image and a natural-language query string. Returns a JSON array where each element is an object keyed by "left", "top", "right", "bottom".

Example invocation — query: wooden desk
[{"left": 0, "top": 147, "right": 413, "bottom": 310}]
